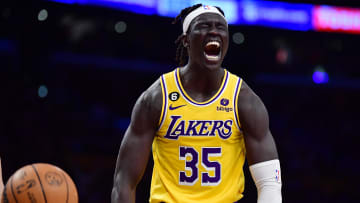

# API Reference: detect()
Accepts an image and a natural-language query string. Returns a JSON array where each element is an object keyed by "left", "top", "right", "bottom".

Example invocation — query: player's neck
[
  {"left": 179, "top": 63, "right": 224, "bottom": 98},
  {"left": 184, "top": 59, "right": 223, "bottom": 76}
]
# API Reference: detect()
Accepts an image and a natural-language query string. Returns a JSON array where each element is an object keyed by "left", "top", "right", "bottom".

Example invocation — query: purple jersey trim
[
  {"left": 175, "top": 68, "right": 229, "bottom": 106},
  {"left": 158, "top": 75, "right": 167, "bottom": 129},
  {"left": 233, "top": 78, "right": 242, "bottom": 131}
]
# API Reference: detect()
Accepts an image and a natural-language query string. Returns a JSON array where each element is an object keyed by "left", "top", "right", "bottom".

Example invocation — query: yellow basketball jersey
[{"left": 150, "top": 68, "right": 245, "bottom": 203}]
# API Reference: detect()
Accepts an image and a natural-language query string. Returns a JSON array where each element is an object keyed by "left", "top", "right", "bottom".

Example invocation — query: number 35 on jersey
[{"left": 179, "top": 146, "right": 221, "bottom": 186}]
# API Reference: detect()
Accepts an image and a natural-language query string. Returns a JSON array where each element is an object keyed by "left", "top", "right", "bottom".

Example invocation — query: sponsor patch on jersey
[
  {"left": 217, "top": 98, "right": 233, "bottom": 112},
  {"left": 220, "top": 98, "right": 229, "bottom": 106}
]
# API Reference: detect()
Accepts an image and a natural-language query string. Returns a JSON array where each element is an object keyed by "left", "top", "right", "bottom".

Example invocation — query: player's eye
[
  {"left": 216, "top": 23, "right": 226, "bottom": 30},
  {"left": 198, "top": 23, "right": 210, "bottom": 28}
]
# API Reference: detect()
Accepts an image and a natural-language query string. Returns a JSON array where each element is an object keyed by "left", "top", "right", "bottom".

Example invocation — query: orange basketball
[{"left": 1, "top": 163, "right": 78, "bottom": 203}]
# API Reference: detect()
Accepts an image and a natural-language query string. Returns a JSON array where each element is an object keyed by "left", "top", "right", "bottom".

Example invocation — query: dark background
[{"left": 1, "top": 0, "right": 360, "bottom": 202}]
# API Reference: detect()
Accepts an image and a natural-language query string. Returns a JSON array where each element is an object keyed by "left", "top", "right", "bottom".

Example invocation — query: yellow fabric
[{"left": 150, "top": 68, "right": 245, "bottom": 203}]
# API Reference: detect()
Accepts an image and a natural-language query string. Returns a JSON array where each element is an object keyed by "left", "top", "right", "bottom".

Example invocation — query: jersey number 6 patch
[{"left": 179, "top": 146, "right": 221, "bottom": 186}]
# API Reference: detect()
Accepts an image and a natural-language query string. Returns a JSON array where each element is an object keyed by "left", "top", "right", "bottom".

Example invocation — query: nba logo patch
[
  {"left": 275, "top": 169, "right": 281, "bottom": 183},
  {"left": 203, "top": 5, "right": 211, "bottom": 10}
]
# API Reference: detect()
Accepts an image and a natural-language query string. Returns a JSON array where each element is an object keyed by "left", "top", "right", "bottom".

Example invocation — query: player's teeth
[
  {"left": 205, "top": 53, "right": 220, "bottom": 61},
  {"left": 206, "top": 41, "right": 220, "bottom": 47}
]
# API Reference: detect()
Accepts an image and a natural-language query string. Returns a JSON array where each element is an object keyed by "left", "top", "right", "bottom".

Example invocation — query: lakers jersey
[{"left": 150, "top": 68, "right": 245, "bottom": 203}]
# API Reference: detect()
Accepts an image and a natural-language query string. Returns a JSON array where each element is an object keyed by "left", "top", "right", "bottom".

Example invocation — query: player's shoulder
[
  {"left": 222, "top": 70, "right": 255, "bottom": 105},
  {"left": 239, "top": 80, "right": 252, "bottom": 98},
  {"left": 141, "top": 68, "right": 176, "bottom": 105},
  {"left": 237, "top": 80, "right": 263, "bottom": 112},
  {"left": 225, "top": 70, "right": 253, "bottom": 100},
  {"left": 135, "top": 78, "right": 163, "bottom": 121},
  {"left": 130, "top": 78, "right": 163, "bottom": 128},
  {"left": 140, "top": 78, "right": 162, "bottom": 108}
]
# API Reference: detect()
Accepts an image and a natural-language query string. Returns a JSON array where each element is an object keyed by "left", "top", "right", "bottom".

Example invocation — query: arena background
[{"left": 1, "top": 0, "right": 360, "bottom": 202}]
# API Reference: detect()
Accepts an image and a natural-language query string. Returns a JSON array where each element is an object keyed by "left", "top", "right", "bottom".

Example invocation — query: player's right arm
[
  {"left": 111, "top": 80, "right": 162, "bottom": 203},
  {"left": 237, "top": 81, "right": 282, "bottom": 203}
]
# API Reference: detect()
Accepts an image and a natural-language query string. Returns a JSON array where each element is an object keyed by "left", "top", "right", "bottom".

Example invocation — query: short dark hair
[{"left": 172, "top": 4, "right": 225, "bottom": 66}]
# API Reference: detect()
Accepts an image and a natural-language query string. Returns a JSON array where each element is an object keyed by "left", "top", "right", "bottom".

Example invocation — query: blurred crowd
[{"left": 1, "top": 1, "right": 359, "bottom": 202}]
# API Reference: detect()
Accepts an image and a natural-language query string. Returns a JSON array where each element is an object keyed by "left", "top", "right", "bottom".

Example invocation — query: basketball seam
[
  {"left": 61, "top": 172, "right": 69, "bottom": 203},
  {"left": 31, "top": 165, "right": 48, "bottom": 203},
  {"left": 10, "top": 176, "right": 19, "bottom": 203}
]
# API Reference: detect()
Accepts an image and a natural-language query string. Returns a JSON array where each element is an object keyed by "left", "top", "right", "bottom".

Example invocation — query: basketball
[{"left": 1, "top": 163, "right": 78, "bottom": 203}]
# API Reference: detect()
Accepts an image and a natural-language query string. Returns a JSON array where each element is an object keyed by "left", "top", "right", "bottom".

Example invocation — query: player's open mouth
[{"left": 204, "top": 41, "right": 221, "bottom": 61}]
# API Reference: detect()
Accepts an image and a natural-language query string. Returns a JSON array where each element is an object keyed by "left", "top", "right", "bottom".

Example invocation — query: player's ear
[{"left": 182, "top": 34, "right": 189, "bottom": 48}]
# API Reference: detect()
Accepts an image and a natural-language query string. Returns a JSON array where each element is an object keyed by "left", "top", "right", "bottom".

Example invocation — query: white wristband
[{"left": 249, "top": 159, "right": 282, "bottom": 203}]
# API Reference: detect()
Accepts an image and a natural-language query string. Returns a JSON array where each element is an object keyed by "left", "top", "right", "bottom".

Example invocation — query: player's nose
[{"left": 208, "top": 23, "right": 221, "bottom": 35}]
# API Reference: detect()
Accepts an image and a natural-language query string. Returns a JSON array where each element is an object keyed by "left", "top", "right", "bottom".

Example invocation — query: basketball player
[{"left": 112, "top": 4, "right": 282, "bottom": 203}]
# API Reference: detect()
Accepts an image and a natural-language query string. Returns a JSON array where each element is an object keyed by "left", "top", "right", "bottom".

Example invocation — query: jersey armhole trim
[
  {"left": 234, "top": 78, "right": 243, "bottom": 131},
  {"left": 157, "top": 75, "right": 168, "bottom": 130}
]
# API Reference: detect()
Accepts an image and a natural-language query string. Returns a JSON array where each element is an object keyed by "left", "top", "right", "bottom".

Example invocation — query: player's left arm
[{"left": 237, "top": 81, "right": 282, "bottom": 203}]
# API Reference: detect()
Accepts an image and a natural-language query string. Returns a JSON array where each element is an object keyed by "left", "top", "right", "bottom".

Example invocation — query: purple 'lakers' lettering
[
  {"left": 186, "top": 120, "right": 200, "bottom": 136},
  {"left": 164, "top": 115, "right": 233, "bottom": 140},
  {"left": 164, "top": 115, "right": 182, "bottom": 139},
  {"left": 171, "top": 120, "right": 186, "bottom": 136},
  {"left": 209, "top": 121, "right": 223, "bottom": 136},
  {"left": 219, "top": 120, "right": 232, "bottom": 139},
  {"left": 198, "top": 121, "right": 212, "bottom": 136}
]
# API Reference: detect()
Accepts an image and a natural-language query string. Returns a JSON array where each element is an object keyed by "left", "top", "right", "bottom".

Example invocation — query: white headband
[{"left": 182, "top": 5, "right": 227, "bottom": 34}]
